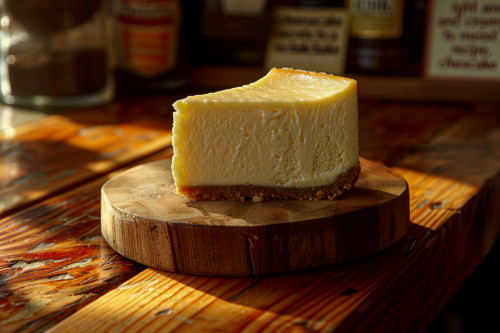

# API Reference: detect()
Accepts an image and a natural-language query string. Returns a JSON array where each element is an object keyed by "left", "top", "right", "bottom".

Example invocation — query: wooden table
[{"left": 1, "top": 70, "right": 499, "bottom": 332}]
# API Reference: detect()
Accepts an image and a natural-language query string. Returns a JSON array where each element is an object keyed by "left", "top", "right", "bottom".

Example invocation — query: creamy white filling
[{"left": 171, "top": 91, "right": 358, "bottom": 188}]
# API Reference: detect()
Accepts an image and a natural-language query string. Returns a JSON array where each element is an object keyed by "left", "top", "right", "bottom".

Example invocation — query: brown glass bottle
[
  {"left": 346, "top": 0, "right": 426, "bottom": 76},
  {"left": 110, "top": 0, "right": 189, "bottom": 92}
]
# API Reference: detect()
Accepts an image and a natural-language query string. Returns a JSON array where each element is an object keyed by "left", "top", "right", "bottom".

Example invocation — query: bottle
[
  {"left": 0, "top": 0, "right": 115, "bottom": 109},
  {"left": 346, "top": 0, "right": 425, "bottom": 76},
  {"left": 110, "top": 0, "right": 188, "bottom": 92}
]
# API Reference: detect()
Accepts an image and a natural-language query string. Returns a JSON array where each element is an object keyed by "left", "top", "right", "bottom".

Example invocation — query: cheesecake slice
[{"left": 171, "top": 68, "right": 359, "bottom": 202}]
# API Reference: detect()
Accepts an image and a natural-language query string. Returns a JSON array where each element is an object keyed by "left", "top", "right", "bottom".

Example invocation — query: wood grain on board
[{"left": 101, "top": 158, "right": 409, "bottom": 276}]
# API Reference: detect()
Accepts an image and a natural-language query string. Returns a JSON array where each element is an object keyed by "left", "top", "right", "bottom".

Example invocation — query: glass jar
[{"left": 0, "top": 0, "right": 115, "bottom": 109}]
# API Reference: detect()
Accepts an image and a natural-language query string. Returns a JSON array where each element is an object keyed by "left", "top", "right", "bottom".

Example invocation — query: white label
[
  {"left": 425, "top": 0, "right": 500, "bottom": 81},
  {"left": 264, "top": 7, "right": 350, "bottom": 74}
]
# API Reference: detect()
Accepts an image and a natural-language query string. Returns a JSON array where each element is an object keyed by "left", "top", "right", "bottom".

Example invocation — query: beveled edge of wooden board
[{"left": 101, "top": 158, "right": 410, "bottom": 276}]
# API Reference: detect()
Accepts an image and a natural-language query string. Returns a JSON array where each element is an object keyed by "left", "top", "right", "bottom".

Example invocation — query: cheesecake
[{"left": 171, "top": 68, "right": 359, "bottom": 202}]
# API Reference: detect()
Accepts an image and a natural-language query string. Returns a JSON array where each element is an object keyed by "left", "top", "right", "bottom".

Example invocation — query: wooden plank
[
  {"left": 359, "top": 102, "right": 470, "bottom": 165},
  {"left": 44, "top": 265, "right": 392, "bottom": 332},
  {"left": 45, "top": 105, "right": 500, "bottom": 332},
  {"left": 0, "top": 150, "right": 173, "bottom": 332},
  {"left": 352, "top": 75, "right": 500, "bottom": 104},
  {"left": 0, "top": 95, "right": 177, "bottom": 218}
]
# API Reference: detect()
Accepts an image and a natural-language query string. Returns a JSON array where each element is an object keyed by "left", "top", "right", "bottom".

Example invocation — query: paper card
[
  {"left": 264, "top": 7, "right": 350, "bottom": 74},
  {"left": 424, "top": 0, "right": 500, "bottom": 81}
]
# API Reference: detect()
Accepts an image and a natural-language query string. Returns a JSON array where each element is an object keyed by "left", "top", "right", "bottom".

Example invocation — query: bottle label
[
  {"left": 349, "top": 0, "right": 404, "bottom": 39},
  {"left": 113, "top": 0, "right": 180, "bottom": 77}
]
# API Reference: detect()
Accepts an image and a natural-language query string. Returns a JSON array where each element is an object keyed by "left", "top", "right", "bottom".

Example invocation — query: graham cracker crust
[{"left": 177, "top": 162, "right": 361, "bottom": 202}]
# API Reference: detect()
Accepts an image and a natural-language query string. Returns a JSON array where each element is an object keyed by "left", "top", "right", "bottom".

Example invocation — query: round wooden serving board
[{"left": 101, "top": 158, "right": 410, "bottom": 277}]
